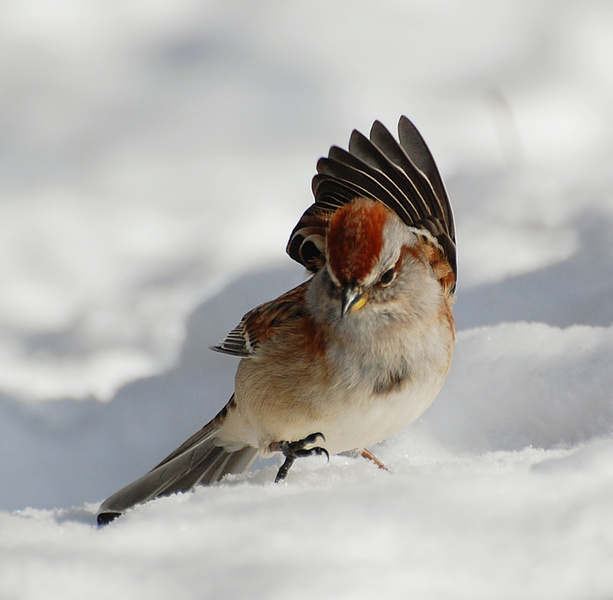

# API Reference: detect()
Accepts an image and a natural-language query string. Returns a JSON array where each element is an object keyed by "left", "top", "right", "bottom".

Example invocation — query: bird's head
[{"left": 322, "top": 198, "right": 417, "bottom": 319}]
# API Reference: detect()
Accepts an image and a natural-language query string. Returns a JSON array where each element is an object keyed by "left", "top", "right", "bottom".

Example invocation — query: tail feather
[{"left": 97, "top": 400, "right": 258, "bottom": 523}]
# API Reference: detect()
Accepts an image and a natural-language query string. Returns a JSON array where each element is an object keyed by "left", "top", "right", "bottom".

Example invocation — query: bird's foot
[
  {"left": 270, "top": 432, "right": 329, "bottom": 483},
  {"left": 360, "top": 448, "right": 389, "bottom": 471}
]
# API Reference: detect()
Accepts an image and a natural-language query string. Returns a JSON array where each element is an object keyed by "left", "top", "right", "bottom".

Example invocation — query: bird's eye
[{"left": 379, "top": 268, "right": 395, "bottom": 286}]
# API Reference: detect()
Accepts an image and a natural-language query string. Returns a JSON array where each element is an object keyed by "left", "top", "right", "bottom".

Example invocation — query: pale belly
[
  {"left": 229, "top": 359, "right": 448, "bottom": 456},
  {"left": 310, "top": 381, "right": 442, "bottom": 455}
]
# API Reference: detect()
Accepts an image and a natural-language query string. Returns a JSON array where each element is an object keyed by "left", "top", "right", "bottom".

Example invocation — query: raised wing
[{"left": 287, "top": 116, "right": 456, "bottom": 286}]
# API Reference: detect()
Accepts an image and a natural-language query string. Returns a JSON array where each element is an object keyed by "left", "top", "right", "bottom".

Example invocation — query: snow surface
[{"left": 2, "top": 0, "right": 613, "bottom": 598}]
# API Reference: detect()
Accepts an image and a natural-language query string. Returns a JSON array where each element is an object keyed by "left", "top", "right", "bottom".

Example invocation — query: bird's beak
[{"left": 341, "top": 285, "right": 367, "bottom": 318}]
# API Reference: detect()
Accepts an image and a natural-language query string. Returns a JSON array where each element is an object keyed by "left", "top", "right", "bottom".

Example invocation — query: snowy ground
[{"left": 2, "top": 0, "right": 613, "bottom": 598}]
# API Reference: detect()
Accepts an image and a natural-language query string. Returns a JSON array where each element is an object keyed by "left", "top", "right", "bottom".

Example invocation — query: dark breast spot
[{"left": 372, "top": 368, "right": 410, "bottom": 395}]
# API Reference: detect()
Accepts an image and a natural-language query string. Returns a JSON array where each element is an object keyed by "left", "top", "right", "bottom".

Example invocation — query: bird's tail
[{"left": 97, "top": 398, "right": 258, "bottom": 524}]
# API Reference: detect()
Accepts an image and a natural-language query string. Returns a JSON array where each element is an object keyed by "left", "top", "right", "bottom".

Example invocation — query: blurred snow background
[{"left": 2, "top": 0, "right": 613, "bottom": 598}]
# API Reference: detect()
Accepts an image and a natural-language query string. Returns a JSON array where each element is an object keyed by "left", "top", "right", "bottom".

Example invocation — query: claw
[{"left": 271, "top": 432, "right": 329, "bottom": 483}]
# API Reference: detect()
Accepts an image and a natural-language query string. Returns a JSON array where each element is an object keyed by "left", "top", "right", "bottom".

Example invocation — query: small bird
[{"left": 97, "top": 116, "right": 456, "bottom": 525}]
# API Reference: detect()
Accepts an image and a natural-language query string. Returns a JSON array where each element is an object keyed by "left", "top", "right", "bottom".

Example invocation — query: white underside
[
  {"left": 307, "top": 381, "right": 442, "bottom": 455},
  {"left": 220, "top": 367, "right": 447, "bottom": 457}
]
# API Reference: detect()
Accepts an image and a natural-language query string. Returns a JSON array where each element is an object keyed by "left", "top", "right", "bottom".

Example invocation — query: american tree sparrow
[{"left": 97, "top": 116, "right": 456, "bottom": 524}]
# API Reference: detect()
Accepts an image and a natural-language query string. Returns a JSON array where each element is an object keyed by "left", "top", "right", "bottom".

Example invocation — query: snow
[{"left": 2, "top": 0, "right": 613, "bottom": 598}]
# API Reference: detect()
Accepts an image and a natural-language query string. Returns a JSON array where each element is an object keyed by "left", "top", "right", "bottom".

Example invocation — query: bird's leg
[
  {"left": 360, "top": 448, "right": 389, "bottom": 471},
  {"left": 270, "top": 432, "right": 329, "bottom": 483}
]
